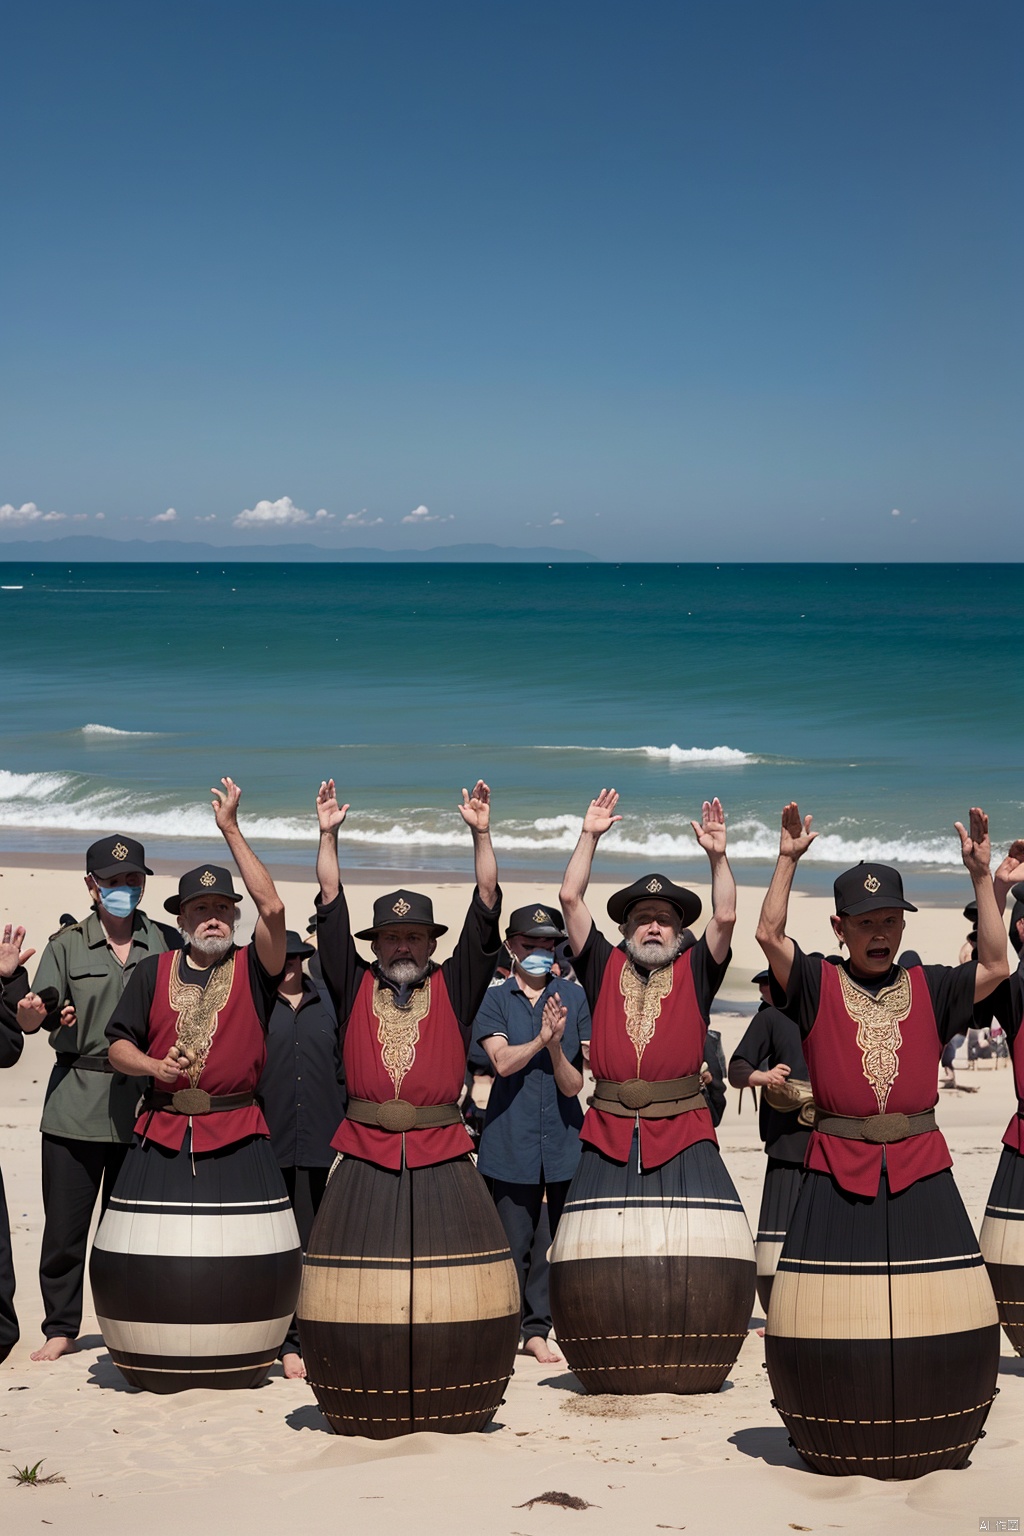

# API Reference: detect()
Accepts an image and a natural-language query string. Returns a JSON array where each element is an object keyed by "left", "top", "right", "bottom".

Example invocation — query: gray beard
[
  {"left": 378, "top": 959, "right": 429, "bottom": 986},
  {"left": 624, "top": 934, "right": 682, "bottom": 971},
  {"left": 186, "top": 933, "right": 234, "bottom": 965}
]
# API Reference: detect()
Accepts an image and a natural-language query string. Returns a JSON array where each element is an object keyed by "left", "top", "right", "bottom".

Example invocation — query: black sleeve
[
  {"left": 688, "top": 933, "right": 731, "bottom": 1022},
  {"left": 0, "top": 970, "right": 27, "bottom": 1069},
  {"left": 730, "top": 1011, "right": 771, "bottom": 1072},
  {"left": 571, "top": 922, "right": 617, "bottom": 1013},
  {"left": 106, "top": 955, "right": 161, "bottom": 1049},
  {"left": 315, "top": 889, "right": 370, "bottom": 1025},
  {"left": 922, "top": 962, "right": 979, "bottom": 1046},
  {"left": 247, "top": 946, "right": 285, "bottom": 1030},
  {"left": 702, "top": 1028, "right": 727, "bottom": 1127},
  {"left": 974, "top": 973, "right": 1022, "bottom": 1039},
  {"left": 780, "top": 943, "right": 822, "bottom": 1038},
  {"left": 440, "top": 885, "right": 503, "bottom": 1042}
]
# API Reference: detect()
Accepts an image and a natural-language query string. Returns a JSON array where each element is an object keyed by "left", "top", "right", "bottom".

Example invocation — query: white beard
[
  {"left": 378, "top": 959, "right": 429, "bottom": 986},
  {"left": 624, "top": 934, "right": 682, "bottom": 971},
  {"left": 186, "top": 932, "right": 234, "bottom": 965}
]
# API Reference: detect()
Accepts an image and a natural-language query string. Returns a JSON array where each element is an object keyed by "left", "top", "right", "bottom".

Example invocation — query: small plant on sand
[{"left": 9, "top": 1459, "right": 65, "bottom": 1486}]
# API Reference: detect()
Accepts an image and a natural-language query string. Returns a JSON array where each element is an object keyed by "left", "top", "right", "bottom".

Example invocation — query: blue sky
[{"left": 2, "top": 1, "right": 1021, "bottom": 558}]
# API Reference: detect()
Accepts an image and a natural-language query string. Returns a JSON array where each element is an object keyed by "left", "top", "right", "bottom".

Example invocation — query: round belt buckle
[
  {"left": 862, "top": 1111, "right": 910, "bottom": 1143},
  {"left": 171, "top": 1088, "right": 212, "bottom": 1115},
  {"left": 377, "top": 1098, "right": 418, "bottom": 1133},
  {"left": 618, "top": 1078, "right": 654, "bottom": 1111}
]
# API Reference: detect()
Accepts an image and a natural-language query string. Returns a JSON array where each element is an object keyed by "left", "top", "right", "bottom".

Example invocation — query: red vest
[
  {"left": 802, "top": 960, "right": 949, "bottom": 1196},
  {"left": 1003, "top": 989, "right": 1024, "bottom": 1153},
  {"left": 137, "top": 947, "right": 269, "bottom": 1153},
  {"left": 333, "top": 970, "right": 473, "bottom": 1171},
  {"left": 583, "top": 946, "right": 715, "bottom": 1171}
]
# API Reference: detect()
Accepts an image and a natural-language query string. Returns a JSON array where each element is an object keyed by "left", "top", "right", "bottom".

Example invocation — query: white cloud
[
  {"left": 550, "top": 516, "right": 566, "bottom": 526},
  {"left": 0, "top": 501, "right": 66, "bottom": 524},
  {"left": 891, "top": 508, "right": 901, "bottom": 517},
  {"left": 401, "top": 504, "right": 454, "bottom": 525},
  {"left": 95, "top": 512, "right": 105, "bottom": 521},
  {"left": 342, "top": 510, "right": 384, "bottom": 528},
  {"left": 233, "top": 496, "right": 333, "bottom": 530},
  {"left": 195, "top": 514, "right": 217, "bottom": 523},
  {"left": 153, "top": 507, "right": 178, "bottom": 523},
  {"left": 72, "top": 513, "right": 89, "bottom": 522}
]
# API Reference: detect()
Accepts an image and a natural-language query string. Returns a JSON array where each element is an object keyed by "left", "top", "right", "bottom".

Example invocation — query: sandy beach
[{"left": 0, "top": 860, "right": 1020, "bottom": 1536}]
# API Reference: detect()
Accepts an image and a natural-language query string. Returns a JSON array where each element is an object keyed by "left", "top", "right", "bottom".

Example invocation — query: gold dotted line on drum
[
  {"left": 776, "top": 1395, "right": 995, "bottom": 1427},
  {"left": 794, "top": 1440, "right": 980, "bottom": 1464},
  {"left": 560, "top": 1332, "right": 747, "bottom": 1342},
  {"left": 324, "top": 1407, "right": 501, "bottom": 1425},
  {"left": 307, "top": 1377, "right": 510, "bottom": 1396},
  {"left": 571, "top": 1361, "right": 735, "bottom": 1371}
]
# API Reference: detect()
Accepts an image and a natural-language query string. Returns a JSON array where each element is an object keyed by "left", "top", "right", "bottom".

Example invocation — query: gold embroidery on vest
[
  {"left": 167, "top": 950, "right": 236, "bottom": 1089},
  {"left": 836, "top": 965, "right": 912, "bottom": 1114},
  {"left": 619, "top": 961, "right": 674, "bottom": 1072},
  {"left": 372, "top": 979, "right": 432, "bottom": 1097}
]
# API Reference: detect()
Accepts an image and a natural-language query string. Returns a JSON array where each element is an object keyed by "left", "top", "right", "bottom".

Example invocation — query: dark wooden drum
[
  {"left": 754, "top": 1158, "right": 804, "bottom": 1311},
  {"left": 298, "top": 1154, "right": 520, "bottom": 1438},
  {"left": 766, "top": 1167, "right": 1000, "bottom": 1478},
  {"left": 90, "top": 1135, "right": 302, "bottom": 1392},
  {"left": 548, "top": 1139, "right": 755, "bottom": 1394},
  {"left": 980, "top": 1144, "right": 1024, "bottom": 1354}
]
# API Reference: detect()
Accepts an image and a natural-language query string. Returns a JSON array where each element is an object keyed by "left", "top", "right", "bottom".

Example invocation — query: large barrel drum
[
  {"left": 766, "top": 1168, "right": 1000, "bottom": 1478},
  {"left": 980, "top": 1144, "right": 1024, "bottom": 1354},
  {"left": 298, "top": 1155, "right": 520, "bottom": 1438},
  {"left": 548, "top": 1139, "right": 755, "bottom": 1394},
  {"left": 754, "top": 1158, "right": 804, "bottom": 1312},
  {"left": 90, "top": 1135, "right": 302, "bottom": 1392}
]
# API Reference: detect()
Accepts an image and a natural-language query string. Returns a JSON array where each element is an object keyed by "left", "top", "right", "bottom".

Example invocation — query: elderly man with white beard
[{"left": 545, "top": 790, "right": 757, "bottom": 1396}]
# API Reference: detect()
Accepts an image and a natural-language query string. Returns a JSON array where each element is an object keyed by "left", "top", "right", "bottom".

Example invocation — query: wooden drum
[
  {"left": 980, "top": 1145, "right": 1024, "bottom": 1354},
  {"left": 298, "top": 1154, "right": 520, "bottom": 1437}
]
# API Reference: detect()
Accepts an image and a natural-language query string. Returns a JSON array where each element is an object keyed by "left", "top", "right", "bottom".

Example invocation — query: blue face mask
[
  {"left": 98, "top": 884, "right": 142, "bottom": 918},
  {"left": 518, "top": 949, "right": 555, "bottom": 977}
]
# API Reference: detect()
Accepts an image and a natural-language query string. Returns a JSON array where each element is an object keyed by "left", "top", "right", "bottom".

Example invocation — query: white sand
[{"left": 0, "top": 862, "right": 1020, "bottom": 1535}]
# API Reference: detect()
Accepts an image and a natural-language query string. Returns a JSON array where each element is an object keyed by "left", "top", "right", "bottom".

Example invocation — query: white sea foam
[
  {"left": 81, "top": 724, "right": 160, "bottom": 737},
  {"left": 541, "top": 743, "right": 757, "bottom": 764}
]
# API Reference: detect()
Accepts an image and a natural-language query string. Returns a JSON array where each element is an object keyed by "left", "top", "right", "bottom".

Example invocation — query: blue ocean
[{"left": 1, "top": 562, "right": 1021, "bottom": 896}]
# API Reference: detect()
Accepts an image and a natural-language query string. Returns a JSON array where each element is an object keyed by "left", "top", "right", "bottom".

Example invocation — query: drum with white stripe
[
  {"left": 548, "top": 1138, "right": 755, "bottom": 1394},
  {"left": 980, "top": 1144, "right": 1024, "bottom": 1354},
  {"left": 90, "top": 1134, "right": 301, "bottom": 1392},
  {"left": 754, "top": 1158, "right": 804, "bottom": 1311},
  {"left": 767, "top": 1167, "right": 1000, "bottom": 1478}
]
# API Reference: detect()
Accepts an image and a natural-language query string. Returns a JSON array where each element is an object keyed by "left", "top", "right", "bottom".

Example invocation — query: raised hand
[
  {"left": 316, "top": 779, "right": 350, "bottom": 834},
  {"left": 582, "top": 788, "right": 622, "bottom": 838},
  {"left": 994, "top": 838, "right": 1024, "bottom": 891},
  {"left": 458, "top": 780, "right": 491, "bottom": 833},
  {"left": 779, "top": 801, "right": 817, "bottom": 861},
  {"left": 691, "top": 797, "right": 727, "bottom": 856},
  {"left": 956, "top": 807, "right": 992, "bottom": 878},
  {"left": 539, "top": 993, "right": 567, "bottom": 1047},
  {"left": 0, "top": 924, "right": 34, "bottom": 978},
  {"left": 211, "top": 776, "right": 242, "bottom": 832}
]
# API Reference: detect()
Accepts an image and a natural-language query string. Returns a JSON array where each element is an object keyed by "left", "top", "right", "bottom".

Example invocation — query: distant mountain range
[{"left": 0, "top": 536, "right": 598, "bottom": 564}]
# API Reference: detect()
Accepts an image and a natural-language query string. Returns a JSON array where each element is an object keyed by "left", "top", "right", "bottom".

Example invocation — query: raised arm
[
  {"left": 315, "top": 779, "right": 349, "bottom": 904},
  {"left": 559, "top": 789, "right": 622, "bottom": 955},
  {"left": 457, "top": 780, "right": 497, "bottom": 910},
  {"left": 690, "top": 798, "right": 736, "bottom": 964},
  {"left": 993, "top": 839, "right": 1024, "bottom": 917},
  {"left": 957, "top": 807, "right": 1009, "bottom": 1002},
  {"left": 755, "top": 802, "right": 817, "bottom": 995},
  {"left": 212, "top": 777, "right": 286, "bottom": 976}
]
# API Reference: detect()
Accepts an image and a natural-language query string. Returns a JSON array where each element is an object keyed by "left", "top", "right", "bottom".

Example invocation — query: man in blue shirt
[{"left": 472, "top": 904, "right": 591, "bottom": 1364}]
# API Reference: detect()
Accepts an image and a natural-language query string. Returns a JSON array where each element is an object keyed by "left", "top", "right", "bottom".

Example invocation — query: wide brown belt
[
  {"left": 814, "top": 1108, "right": 938, "bottom": 1144},
  {"left": 590, "top": 1073, "right": 705, "bottom": 1119},
  {"left": 763, "top": 1076, "right": 817, "bottom": 1127},
  {"left": 142, "top": 1089, "right": 257, "bottom": 1116},
  {"left": 56, "top": 1052, "right": 116, "bottom": 1075},
  {"left": 344, "top": 1097, "right": 463, "bottom": 1133}
]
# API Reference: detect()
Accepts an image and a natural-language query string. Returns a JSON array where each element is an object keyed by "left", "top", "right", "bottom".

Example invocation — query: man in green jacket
[{"left": 16, "top": 834, "right": 179, "bottom": 1360}]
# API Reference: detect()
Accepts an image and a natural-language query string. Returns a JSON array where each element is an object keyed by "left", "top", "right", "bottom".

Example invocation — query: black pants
[
  {"left": 486, "top": 1178, "right": 571, "bottom": 1341},
  {"left": 39, "top": 1134, "right": 128, "bottom": 1339},
  {"left": 0, "top": 1166, "right": 17, "bottom": 1363},
  {"left": 281, "top": 1164, "right": 329, "bottom": 1356}
]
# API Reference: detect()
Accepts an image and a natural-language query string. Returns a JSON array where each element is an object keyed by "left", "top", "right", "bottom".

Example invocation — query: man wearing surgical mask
[
  {"left": 15, "top": 835, "right": 180, "bottom": 1360},
  {"left": 472, "top": 904, "right": 591, "bottom": 1364}
]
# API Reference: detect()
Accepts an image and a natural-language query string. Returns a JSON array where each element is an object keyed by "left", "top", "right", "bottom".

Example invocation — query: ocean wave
[
  {"left": 540, "top": 743, "right": 757, "bottom": 764},
  {"left": 81, "top": 723, "right": 161, "bottom": 737}
]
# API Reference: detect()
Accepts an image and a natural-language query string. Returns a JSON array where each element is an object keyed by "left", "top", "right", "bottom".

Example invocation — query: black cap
[
  {"left": 306, "top": 912, "right": 318, "bottom": 935},
  {"left": 607, "top": 874, "right": 702, "bottom": 927},
  {"left": 354, "top": 889, "right": 448, "bottom": 940},
  {"left": 751, "top": 969, "right": 771, "bottom": 984},
  {"left": 1010, "top": 883, "right": 1024, "bottom": 955},
  {"left": 506, "top": 903, "right": 565, "bottom": 939},
  {"left": 284, "top": 929, "right": 315, "bottom": 960},
  {"left": 554, "top": 939, "right": 575, "bottom": 975},
  {"left": 164, "top": 865, "right": 243, "bottom": 915},
  {"left": 86, "top": 835, "right": 153, "bottom": 880},
  {"left": 963, "top": 898, "right": 978, "bottom": 921},
  {"left": 833, "top": 862, "right": 918, "bottom": 916}
]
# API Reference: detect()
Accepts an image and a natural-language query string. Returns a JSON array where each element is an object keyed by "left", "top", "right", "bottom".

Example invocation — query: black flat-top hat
[
  {"left": 834, "top": 861, "right": 918, "bottom": 917},
  {"left": 164, "top": 865, "right": 243, "bottom": 915},
  {"left": 86, "top": 834, "right": 153, "bottom": 880},
  {"left": 963, "top": 898, "right": 978, "bottom": 921},
  {"left": 607, "top": 873, "right": 702, "bottom": 927},
  {"left": 355, "top": 889, "right": 448, "bottom": 940},
  {"left": 284, "top": 928, "right": 315, "bottom": 959},
  {"left": 507, "top": 903, "right": 565, "bottom": 939},
  {"left": 751, "top": 968, "right": 771, "bottom": 984}
]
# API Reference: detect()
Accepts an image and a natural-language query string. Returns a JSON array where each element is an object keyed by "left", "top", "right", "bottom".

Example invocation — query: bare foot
[
  {"left": 31, "top": 1336, "right": 78, "bottom": 1362},
  {"left": 522, "top": 1336, "right": 563, "bottom": 1365},
  {"left": 281, "top": 1351, "right": 307, "bottom": 1380}
]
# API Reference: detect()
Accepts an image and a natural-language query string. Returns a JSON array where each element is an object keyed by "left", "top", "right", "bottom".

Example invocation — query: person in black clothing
[
  {"left": 0, "top": 923, "right": 35, "bottom": 1362},
  {"left": 259, "top": 928, "right": 345, "bottom": 1379}
]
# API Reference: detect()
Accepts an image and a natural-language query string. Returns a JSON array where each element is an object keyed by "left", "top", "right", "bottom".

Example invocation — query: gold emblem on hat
[
  {"left": 111, "top": 842, "right": 129, "bottom": 862},
  {"left": 864, "top": 874, "right": 881, "bottom": 894},
  {"left": 200, "top": 870, "right": 217, "bottom": 888},
  {"left": 392, "top": 897, "right": 411, "bottom": 917},
  {"left": 533, "top": 908, "right": 548, "bottom": 924},
  {"left": 646, "top": 877, "right": 663, "bottom": 894}
]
